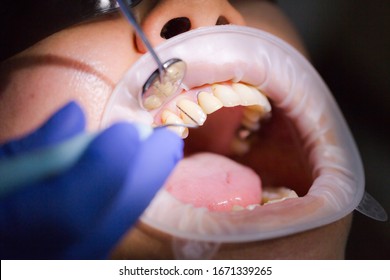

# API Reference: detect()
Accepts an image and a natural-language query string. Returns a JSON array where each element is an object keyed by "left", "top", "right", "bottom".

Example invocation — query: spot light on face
[{"left": 0, "top": 0, "right": 360, "bottom": 259}]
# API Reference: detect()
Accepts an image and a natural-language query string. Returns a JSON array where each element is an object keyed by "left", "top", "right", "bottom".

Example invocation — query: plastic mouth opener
[{"left": 116, "top": 0, "right": 186, "bottom": 111}]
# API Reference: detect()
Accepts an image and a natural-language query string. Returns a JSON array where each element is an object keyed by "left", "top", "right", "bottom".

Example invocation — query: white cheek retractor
[{"left": 101, "top": 25, "right": 387, "bottom": 259}]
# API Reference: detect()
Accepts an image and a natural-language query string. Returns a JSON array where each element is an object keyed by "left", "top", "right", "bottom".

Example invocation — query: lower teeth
[
  {"left": 232, "top": 186, "right": 299, "bottom": 212},
  {"left": 261, "top": 186, "right": 298, "bottom": 205}
]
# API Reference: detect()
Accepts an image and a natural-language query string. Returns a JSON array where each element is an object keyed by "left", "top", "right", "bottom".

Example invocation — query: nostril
[
  {"left": 160, "top": 17, "right": 191, "bottom": 39},
  {"left": 216, "top": 16, "right": 230, "bottom": 25}
]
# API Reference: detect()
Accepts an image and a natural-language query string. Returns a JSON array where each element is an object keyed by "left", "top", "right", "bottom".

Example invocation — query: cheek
[
  {"left": 0, "top": 62, "right": 113, "bottom": 142},
  {"left": 0, "top": 18, "right": 141, "bottom": 141}
]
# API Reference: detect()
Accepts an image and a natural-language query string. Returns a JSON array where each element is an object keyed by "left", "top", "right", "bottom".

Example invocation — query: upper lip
[{"left": 102, "top": 25, "right": 365, "bottom": 242}]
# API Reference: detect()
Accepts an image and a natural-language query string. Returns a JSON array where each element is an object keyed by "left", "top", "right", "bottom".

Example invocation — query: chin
[{"left": 102, "top": 26, "right": 363, "bottom": 259}]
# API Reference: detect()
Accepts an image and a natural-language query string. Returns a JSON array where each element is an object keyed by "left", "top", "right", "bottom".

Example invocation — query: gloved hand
[{"left": 0, "top": 101, "right": 183, "bottom": 259}]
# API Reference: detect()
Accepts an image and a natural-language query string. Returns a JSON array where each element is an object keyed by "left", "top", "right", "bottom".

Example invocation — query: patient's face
[{"left": 0, "top": 0, "right": 352, "bottom": 259}]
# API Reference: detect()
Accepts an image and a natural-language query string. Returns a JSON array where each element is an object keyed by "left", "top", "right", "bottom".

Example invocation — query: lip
[{"left": 101, "top": 25, "right": 364, "bottom": 243}]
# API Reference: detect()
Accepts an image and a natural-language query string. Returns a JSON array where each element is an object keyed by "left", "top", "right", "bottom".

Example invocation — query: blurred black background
[{"left": 279, "top": 0, "right": 390, "bottom": 259}]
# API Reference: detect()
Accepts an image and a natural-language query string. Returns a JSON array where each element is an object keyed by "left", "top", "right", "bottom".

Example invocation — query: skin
[{"left": 0, "top": 0, "right": 352, "bottom": 259}]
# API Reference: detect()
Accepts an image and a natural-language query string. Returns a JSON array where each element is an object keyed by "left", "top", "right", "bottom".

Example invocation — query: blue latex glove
[{"left": 0, "top": 101, "right": 183, "bottom": 259}]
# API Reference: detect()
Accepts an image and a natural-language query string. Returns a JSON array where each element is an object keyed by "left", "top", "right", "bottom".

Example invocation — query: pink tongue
[{"left": 165, "top": 153, "right": 262, "bottom": 212}]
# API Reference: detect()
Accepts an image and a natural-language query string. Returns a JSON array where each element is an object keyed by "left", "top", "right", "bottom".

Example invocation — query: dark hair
[{"left": 0, "top": 0, "right": 141, "bottom": 61}]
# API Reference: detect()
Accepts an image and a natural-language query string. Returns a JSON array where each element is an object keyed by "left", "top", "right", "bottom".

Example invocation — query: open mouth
[
  {"left": 152, "top": 81, "right": 308, "bottom": 212},
  {"left": 101, "top": 26, "right": 364, "bottom": 244}
]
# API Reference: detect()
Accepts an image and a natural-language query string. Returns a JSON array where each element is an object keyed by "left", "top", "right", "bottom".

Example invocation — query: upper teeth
[
  {"left": 232, "top": 83, "right": 264, "bottom": 106},
  {"left": 176, "top": 99, "right": 207, "bottom": 126},
  {"left": 197, "top": 91, "right": 223, "bottom": 114},
  {"left": 212, "top": 84, "right": 241, "bottom": 107},
  {"left": 161, "top": 110, "right": 189, "bottom": 138},
  {"left": 158, "top": 82, "right": 271, "bottom": 145}
]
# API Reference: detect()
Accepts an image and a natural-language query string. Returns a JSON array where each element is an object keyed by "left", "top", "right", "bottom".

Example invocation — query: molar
[
  {"left": 236, "top": 127, "right": 252, "bottom": 140},
  {"left": 232, "top": 204, "right": 259, "bottom": 212},
  {"left": 230, "top": 136, "right": 251, "bottom": 156},
  {"left": 241, "top": 117, "right": 261, "bottom": 132}
]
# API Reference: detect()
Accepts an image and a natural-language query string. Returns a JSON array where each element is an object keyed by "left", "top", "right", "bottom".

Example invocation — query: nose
[{"left": 135, "top": 0, "right": 245, "bottom": 53}]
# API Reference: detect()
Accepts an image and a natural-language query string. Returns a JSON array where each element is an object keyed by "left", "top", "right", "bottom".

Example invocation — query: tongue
[{"left": 165, "top": 152, "right": 262, "bottom": 212}]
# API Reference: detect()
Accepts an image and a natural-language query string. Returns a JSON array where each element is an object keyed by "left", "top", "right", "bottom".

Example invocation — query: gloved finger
[
  {"left": 70, "top": 129, "right": 184, "bottom": 259},
  {"left": 0, "top": 122, "right": 143, "bottom": 259},
  {"left": 124, "top": 128, "right": 184, "bottom": 213},
  {"left": 0, "top": 101, "right": 85, "bottom": 158},
  {"left": 51, "top": 122, "right": 143, "bottom": 232}
]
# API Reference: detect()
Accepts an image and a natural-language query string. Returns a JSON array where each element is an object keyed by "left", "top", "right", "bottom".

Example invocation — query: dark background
[{"left": 279, "top": 0, "right": 390, "bottom": 259}]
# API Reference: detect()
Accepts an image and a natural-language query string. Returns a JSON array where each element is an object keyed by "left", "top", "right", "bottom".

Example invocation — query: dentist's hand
[{"left": 0, "top": 102, "right": 183, "bottom": 259}]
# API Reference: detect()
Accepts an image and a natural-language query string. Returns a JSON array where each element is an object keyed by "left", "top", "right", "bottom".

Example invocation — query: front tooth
[
  {"left": 176, "top": 99, "right": 207, "bottom": 125},
  {"left": 232, "top": 83, "right": 260, "bottom": 106},
  {"left": 212, "top": 84, "right": 241, "bottom": 107},
  {"left": 197, "top": 91, "right": 223, "bottom": 114},
  {"left": 237, "top": 127, "right": 252, "bottom": 140},
  {"left": 161, "top": 110, "right": 189, "bottom": 138}
]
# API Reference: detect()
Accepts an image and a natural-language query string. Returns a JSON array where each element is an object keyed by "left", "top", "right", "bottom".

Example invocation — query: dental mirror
[{"left": 116, "top": 0, "right": 186, "bottom": 111}]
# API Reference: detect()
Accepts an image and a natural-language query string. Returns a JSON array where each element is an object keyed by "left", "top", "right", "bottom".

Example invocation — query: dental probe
[
  {"left": 0, "top": 123, "right": 196, "bottom": 198},
  {"left": 116, "top": 0, "right": 186, "bottom": 111}
]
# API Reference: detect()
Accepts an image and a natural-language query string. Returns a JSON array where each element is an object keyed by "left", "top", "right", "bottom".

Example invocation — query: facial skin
[{"left": 0, "top": 0, "right": 352, "bottom": 259}]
